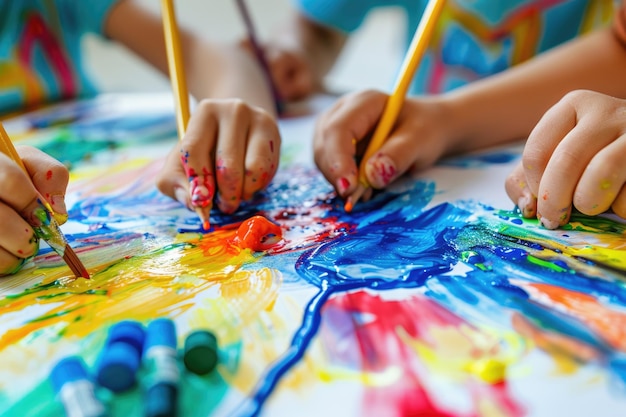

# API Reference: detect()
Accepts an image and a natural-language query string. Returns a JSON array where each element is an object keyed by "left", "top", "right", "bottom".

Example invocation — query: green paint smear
[
  {"left": 23, "top": 128, "right": 118, "bottom": 170},
  {"left": 526, "top": 255, "right": 570, "bottom": 273}
]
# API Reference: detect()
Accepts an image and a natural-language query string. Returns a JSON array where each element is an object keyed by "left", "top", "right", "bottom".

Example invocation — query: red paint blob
[{"left": 46, "top": 170, "right": 53, "bottom": 180}]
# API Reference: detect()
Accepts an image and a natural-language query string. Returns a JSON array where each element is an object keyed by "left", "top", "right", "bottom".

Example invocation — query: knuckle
[
  {"left": 560, "top": 89, "right": 590, "bottom": 105},
  {"left": 196, "top": 99, "right": 216, "bottom": 114},
  {"left": 0, "top": 165, "right": 23, "bottom": 192}
]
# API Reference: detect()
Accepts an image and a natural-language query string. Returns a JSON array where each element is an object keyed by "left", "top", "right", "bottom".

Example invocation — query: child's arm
[
  {"left": 103, "top": 0, "right": 281, "bottom": 214},
  {"left": 0, "top": 147, "right": 69, "bottom": 276},
  {"left": 505, "top": 90, "right": 626, "bottom": 228}
]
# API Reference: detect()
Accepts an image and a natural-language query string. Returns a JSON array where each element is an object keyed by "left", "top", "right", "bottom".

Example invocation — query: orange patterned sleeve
[{"left": 614, "top": 0, "right": 626, "bottom": 46}]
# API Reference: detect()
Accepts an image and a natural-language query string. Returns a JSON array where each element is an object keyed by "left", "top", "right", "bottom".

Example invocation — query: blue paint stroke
[
  {"left": 439, "top": 151, "right": 519, "bottom": 168},
  {"left": 242, "top": 182, "right": 626, "bottom": 415}
]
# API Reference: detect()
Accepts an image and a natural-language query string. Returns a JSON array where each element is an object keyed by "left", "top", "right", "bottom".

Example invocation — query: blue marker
[
  {"left": 143, "top": 318, "right": 179, "bottom": 417},
  {"left": 50, "top": 356, "right": 107, "bottom": 417},
  {"left": 95, "top": 321, "right": 146, "bottom": 393}
]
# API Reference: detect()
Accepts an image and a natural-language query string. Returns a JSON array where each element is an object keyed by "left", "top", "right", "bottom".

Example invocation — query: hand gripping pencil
[
  {"left": 344, "top": 0, "right": 446, "bottom": 212},
  {"left": 0, "top": 123, "right": 89, "bottom": 278},
  {"left": 160, "top": 0, "right": 212, "bottom": 230}
]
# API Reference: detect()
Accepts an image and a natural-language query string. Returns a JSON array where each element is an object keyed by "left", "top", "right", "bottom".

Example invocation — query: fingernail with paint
[
  {"left": 50, "top": 194, "right": 67, "bottom": 216},
  {"left": 50, "top": 194, "right": 68, "bottom": 224},
  {"left": 190, "top": 181, "right": 212, "bottom": 208},
  {"left": 336, "top": 177, "right": 351, "bottom": 196},
  {"left": 365, "top": 154, "right": 397, "bottom": 189},
  {"left": 539, "top": 216, "right": 559, "bottom": 230},
  {"left": 517, "top": 195, "right": 536, "bottom": 218},
  {"left": 558, "top": 206, "right": 571, "bottom": 226}
]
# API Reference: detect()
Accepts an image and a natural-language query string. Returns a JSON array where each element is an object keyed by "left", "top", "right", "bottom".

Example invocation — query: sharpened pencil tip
[
  {"left": 194, "top": 206, "right": 211, "bottom": 232},
  {"left": 344, "top": 199, "right": 353, "bottom": 213}
]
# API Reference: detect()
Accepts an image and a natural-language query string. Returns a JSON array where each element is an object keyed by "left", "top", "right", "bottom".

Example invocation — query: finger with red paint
[
  {"left": 510, "top": 90, "right": 626, "bottom": 229},
  {"left": 156, "top": 99, "right": 281, "bottom": 221},
  {"left": 0, "top": 146, "right": 69, "bottom": 276},
  {"left": 314, "top": 90, "right": 453, "bottom": 200}
]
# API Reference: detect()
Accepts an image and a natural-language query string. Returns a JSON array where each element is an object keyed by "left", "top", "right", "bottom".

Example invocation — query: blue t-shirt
[
  {"left": 296, "top": 0, "right": 615, "bottom": 94},
  {"left": 0, "top": 0, "right": 119, "bottom": 115}
]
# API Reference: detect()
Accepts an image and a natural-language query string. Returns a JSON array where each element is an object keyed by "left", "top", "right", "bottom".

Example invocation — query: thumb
[{"left": 18, "top": 146, "right": 70, "bottom": 223}]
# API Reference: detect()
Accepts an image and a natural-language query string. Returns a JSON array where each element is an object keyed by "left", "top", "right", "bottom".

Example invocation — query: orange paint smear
[
  {"left": 520, "top": 282, "right": 626, "bottom": 352},
  {"left": 236, "top": 215, "right": 283, "bottom": 252}
]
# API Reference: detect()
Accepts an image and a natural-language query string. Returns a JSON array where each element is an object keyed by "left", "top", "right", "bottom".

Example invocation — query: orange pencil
[
  {"left": 345, "top": 0, "right": 446, "bottom": 212},
  {"left": 160, "top": 0, "right": 211, "bottom": 230},
  {"left": 0, "top": 123, "right": 89, "bottom": 279}
]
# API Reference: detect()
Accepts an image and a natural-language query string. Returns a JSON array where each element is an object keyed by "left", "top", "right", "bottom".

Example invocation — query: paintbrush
[
  {"left": 344, "top": 0, "right": 446, "bottom": 212},
  {"left": 0, "top": 123, "right": 89, "bottom": 279},
  {"left": 160, "top": 0, "right": 212, "bottom": 230},
  {"left": 235, "top": 0, "right": 284, "bottom": 115}
]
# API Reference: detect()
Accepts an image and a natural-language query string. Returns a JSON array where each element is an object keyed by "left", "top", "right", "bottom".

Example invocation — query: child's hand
[
  {"left": 156, "top": 99, "right": 281, "bottom": 216},
  {"left": 313, "top": 90, "right": 451, "bottom": 199},
  {"left": 241, "top": 39, "right": 316, "bottom": 101},
  {"left": 0, "top": 146, "right": 69, "bottom": 276},
  {"left": 505, "top": 90, "right": 626, "bottom": 229}
]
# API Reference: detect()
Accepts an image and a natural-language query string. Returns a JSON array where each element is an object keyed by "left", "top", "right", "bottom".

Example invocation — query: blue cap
[
  {"left": 145, "top": 318, "right": 177, "bottom": 352},
  {"left": 107, "top": 321, "right": 146, "bottom": 355},
  {"left": 96, "top": 342, "right": 141, "bottom": 393},
  {"left": 50, "top": 356, "right": 90, "bottom": 393}
]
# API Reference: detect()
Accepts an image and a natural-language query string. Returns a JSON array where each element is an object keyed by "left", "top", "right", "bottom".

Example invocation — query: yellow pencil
[
  {"left": 345, "top": 0, "right": 446, "bottom": 212},
  {"left": 160, "top": 0, "right": 211, "bottom": 230},
  {"left": 0, "top": 123, "right": 89, "bottom": 279}
]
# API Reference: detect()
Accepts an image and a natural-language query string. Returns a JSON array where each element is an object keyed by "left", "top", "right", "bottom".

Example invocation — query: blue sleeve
[
  {"left": 294, "top": 0, "right": 416, "bottom": 33},
  {"left": 55, "top": 0, "right": 121, "bottom": 35}
]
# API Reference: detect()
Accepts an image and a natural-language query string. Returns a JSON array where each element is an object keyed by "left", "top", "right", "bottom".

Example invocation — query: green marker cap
[{"left": 183, "top": 330, "right": 218, "bottom": 375}]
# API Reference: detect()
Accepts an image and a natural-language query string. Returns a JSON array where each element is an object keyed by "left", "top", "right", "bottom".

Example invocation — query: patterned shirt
[
  {"left": 0, "top": 0, "right": 119, "bottom": 115},
  {"left": 296, "top": 0, "right": 616, "bottom": 94}
]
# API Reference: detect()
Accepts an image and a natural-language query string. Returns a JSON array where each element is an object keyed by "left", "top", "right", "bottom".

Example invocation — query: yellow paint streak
[{"left": 398, "top": 323, "right": 524, "bottom": 384}]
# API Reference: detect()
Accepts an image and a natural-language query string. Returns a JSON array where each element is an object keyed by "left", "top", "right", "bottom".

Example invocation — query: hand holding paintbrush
[{"left": 0, "top": 123, "right": 89, "bottom": 278}]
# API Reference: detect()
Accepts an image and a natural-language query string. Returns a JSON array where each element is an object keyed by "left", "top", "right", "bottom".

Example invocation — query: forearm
[
  {"left": 184, "top": 37, "right": 276, "bottom": 114},
  {"left": 105, "top": 0, "right": 275, "bottom": 115},
  {"left": 441, "top": 29, "right": 626, "bottom": 154}
]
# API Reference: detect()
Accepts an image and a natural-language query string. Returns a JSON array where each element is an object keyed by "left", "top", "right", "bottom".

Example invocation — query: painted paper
[{"left": 1, "top": 94, "right": 625, "bottom": 417}]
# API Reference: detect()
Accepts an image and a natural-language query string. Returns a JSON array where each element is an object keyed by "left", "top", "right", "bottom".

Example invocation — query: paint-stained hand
[
  {"left": 156, "top": 99, "right": 281, "bottom": 218},
  {"left": 0, "top": 146, "right": 69, "bottom": 276},
  {"left": 314, "top": 90, "right": 451, "bottom": 199},
  {"left": 505, "top": 90, "right": 626, "bottom": 229}
]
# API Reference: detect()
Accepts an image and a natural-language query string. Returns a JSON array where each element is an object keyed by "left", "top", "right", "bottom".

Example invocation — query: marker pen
[
  {"left": 50, "top": 356, "right": 107, "bottom": 417},
  {"left": 143, "top": 318, "right": 179, "bottom": 417}
]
